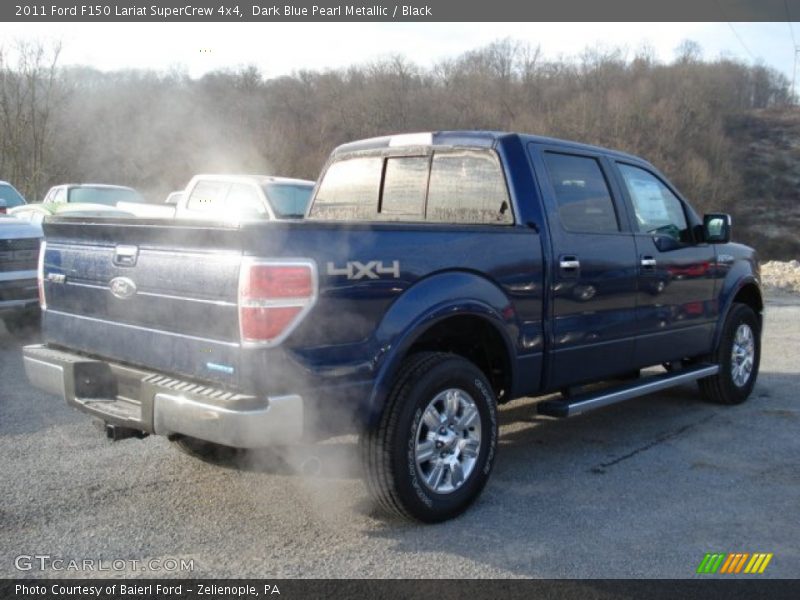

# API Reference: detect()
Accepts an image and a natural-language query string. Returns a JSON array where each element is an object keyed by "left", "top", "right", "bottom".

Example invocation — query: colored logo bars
[{"left": 697, "top": 552, "right": 773, "bottom": 574}]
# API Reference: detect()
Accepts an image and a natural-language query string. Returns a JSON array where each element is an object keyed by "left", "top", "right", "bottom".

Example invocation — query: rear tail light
[
  {"left": 238, "top": 259, "right": 317, "bottom": 346},
  {"left": 37, "top": 240, "right": 47, "bottom": 310}
]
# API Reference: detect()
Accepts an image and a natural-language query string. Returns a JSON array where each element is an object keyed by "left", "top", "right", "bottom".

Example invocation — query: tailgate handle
[{"left": 113, "top": 245, "right": 139, "bottom": 267}]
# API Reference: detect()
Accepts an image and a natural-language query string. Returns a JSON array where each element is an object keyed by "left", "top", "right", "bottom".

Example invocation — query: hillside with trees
[{"left": 1, "top": 38, "right": 796, "bottom": 257}]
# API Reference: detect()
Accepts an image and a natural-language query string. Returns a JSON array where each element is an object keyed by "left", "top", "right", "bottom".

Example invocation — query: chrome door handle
[
  {"left": 641, "top": 257, "right": 657, "bottom": 268},
  {"left": 559, "top": 259, "right": 580, "bottom": 269}
]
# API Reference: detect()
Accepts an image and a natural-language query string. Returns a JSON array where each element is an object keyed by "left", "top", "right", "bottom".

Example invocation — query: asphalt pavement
[{"left": 1, "top": 296, "right": 798, "bottom": 578}]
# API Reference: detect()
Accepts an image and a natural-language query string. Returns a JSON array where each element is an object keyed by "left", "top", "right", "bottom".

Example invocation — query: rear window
[
  {"left": 226, "top": 182, "right": 266, "bottom": 216},
  {"left": 68, "top": 187, "right": 143, "bottom": 206},
  {"left": 311, "top": 157, "right": 382, "bottom": 220},
  {"left": 309, "top": 149, "right": 512, "bottom": 224},
  {"left": 380, "top": 157, "right": 428, "bottom": 219},
  {"left": 265, "top": 183, "right": 314, "bottom": 218},
  {"left": 0, "top": 184, "right": 26, "bottom": 208}
]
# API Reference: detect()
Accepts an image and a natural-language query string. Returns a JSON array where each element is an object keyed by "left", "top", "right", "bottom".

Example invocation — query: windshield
[
  {"left": 0, "top": 184, "right": 26, "bottom": 207},
  {"left": 68, "top": 187, "right": 144, "bottom": 205},
  {"left": 264, "top": 182, "right": 313, "bottom": 218}
]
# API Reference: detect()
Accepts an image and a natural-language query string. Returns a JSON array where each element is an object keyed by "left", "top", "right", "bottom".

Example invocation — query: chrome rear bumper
[{"left": 23, "top": 344, "right": 303, "bottom": 448}]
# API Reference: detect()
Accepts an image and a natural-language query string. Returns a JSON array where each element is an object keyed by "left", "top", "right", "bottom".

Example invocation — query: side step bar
[{"left": 537, "top": 364, "right": 719, "bottom": 418}]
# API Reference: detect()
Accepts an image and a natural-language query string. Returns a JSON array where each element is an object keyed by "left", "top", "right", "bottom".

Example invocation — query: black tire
[
  {"left": 698, "top": 303, "right": 760, "bottom": 405},
  {"left": 170, "top": 435, "right": 245, "bottom": 465},
  {"left": 360, "top": 352, "right": 499, "bottom": 523}
]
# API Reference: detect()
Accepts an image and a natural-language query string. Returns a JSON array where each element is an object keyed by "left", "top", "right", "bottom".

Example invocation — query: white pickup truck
[{"left": 171, "top": 174, "right": 315, "bottom": 221}]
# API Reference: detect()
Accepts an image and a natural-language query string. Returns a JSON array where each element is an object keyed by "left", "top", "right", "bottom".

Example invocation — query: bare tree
[{"left": 0, "top": 40, "right": 62, "bottom": 200}]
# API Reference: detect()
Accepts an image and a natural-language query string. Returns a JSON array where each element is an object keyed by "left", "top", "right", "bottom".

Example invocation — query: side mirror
[
  {"left": 703, "top": 213, "right": 731, "bottom": 244},
  {"left": 0, "top": 198, "right": 7, "bottom": 214}
]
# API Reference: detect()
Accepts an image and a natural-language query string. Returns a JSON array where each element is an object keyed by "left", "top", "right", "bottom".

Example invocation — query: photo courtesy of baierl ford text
[{"left": 0, "top": 1, "right": 798, "bottom": 599}]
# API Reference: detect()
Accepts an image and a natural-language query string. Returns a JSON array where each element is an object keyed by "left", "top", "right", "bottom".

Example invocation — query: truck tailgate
[{"left": 40, "top": 219, "right": 244, "bottom": 386}]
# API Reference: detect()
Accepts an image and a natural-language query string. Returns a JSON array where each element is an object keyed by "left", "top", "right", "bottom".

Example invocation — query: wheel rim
[
  {"left": 731, "top": 323, "right": 755, "bottom": 387},
  {"left": 414, "top": 388, "right": 482, "bottom": 495}
]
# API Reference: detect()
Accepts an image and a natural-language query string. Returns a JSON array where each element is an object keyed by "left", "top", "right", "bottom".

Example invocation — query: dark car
[{"left": 0, "top": 215, "right": 41, "bottom": 335}]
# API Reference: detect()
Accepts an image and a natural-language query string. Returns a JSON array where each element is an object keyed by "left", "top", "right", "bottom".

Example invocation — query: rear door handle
[
  {"left": 559, "top": 255, "right": 580, "bottom": 277},
  {"left": 641, "top": 256, "right": 657, "bottom": 268}
]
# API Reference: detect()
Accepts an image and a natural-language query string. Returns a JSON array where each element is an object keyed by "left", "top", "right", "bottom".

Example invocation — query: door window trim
[{"left": 535, "top": 146, "right": 632, "bottom": 236}]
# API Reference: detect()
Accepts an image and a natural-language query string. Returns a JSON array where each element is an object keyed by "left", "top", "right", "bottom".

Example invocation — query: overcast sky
[{"left": 3, "top": 22, "right": 800, "bottom": 89}]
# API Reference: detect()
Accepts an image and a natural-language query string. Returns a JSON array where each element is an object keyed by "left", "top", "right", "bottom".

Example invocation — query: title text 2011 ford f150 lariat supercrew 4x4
[{"left": 24, "top": 132, "right": 762, "bottom": 522}]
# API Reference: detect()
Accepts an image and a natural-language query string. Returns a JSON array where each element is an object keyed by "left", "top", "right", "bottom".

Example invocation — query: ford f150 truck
[{"left": 23, "top": 131, "right": 762, "bottom": 522}]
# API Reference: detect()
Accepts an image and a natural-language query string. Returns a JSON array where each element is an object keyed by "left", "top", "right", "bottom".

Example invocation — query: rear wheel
[
  {"left": 360, "top": 352, "right": 498, "bottom": 523},
  {"left": 699, "top": 303, "right": 760, "bottom": 405}
]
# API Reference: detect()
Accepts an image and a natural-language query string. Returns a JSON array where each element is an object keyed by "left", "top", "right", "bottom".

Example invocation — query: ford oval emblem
[{"left": 109, "top": 276, "right": 137, "bottom": 300}]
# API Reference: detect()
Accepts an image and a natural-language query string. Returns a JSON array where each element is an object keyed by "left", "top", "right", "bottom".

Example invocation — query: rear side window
[
  {"left": 427, "top": 151, "right": 511, "bottom": 224},
  {"left": 543, "top": 153, "right": 619, "bottom": 233},
  {"left": 312, "top": 157, "right": 382, "bottom": 220},
  {"left": 187, "top": 181, "right": 230, "bottom": 213},
  {"left": 310, "top": 149, "right": 512, "bottom": 225}
]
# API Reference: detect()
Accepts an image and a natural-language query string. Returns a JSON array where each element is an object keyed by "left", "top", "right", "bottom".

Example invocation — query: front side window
[
  {"left": 543, "top": 152, "right": 619, "bottom": 233},
  {"left": 311, "top": 157, "right": 382, "bottom": 220},
  {"left": 617, "top": 163, "right": 689, "bottom": 241}
]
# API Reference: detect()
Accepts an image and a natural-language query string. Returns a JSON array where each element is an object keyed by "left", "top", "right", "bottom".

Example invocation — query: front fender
[
  {"left": 362, "top": 270, "right": 518, "bottom": 428},
  {"left": 712, "top": 256, "right": 763, "bottom": 351}
]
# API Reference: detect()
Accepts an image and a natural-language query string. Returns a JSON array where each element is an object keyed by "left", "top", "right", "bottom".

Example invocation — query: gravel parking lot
[{"left": 1, "top": 296, "right": 798, "bottom": 579}]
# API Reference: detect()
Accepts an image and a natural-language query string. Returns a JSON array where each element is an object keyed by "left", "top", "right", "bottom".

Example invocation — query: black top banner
[{"left": 4, "top": 0, "right": 800, "bottom": 22}]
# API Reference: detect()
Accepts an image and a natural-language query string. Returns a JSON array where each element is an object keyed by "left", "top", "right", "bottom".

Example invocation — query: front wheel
[
  {"left": 360, "top": 352, "right": 498, "bottom": 523},
  {"left": 698, "top": 303, "right": 761, "bottom": 405}
]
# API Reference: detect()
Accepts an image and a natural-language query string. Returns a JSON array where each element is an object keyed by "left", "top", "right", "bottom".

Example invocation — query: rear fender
[{"left": 362, "top": 270, "right": 518, "bottom": 428}]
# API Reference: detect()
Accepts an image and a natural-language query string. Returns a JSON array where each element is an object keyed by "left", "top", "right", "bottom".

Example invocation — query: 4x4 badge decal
[{"left": 327, "top": 260, "right": 400, "bottom": 280}]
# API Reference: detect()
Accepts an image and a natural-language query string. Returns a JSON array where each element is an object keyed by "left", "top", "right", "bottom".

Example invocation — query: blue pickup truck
[{"left": 23, "top": 131, "right": 762, "bottom": 522}]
